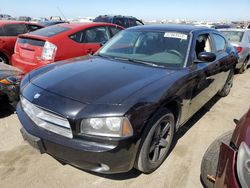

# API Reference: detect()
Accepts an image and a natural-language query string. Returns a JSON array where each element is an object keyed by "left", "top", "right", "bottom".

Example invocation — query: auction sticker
[{"left": 164, "top": 32, "right": 188, "bottom": 40}]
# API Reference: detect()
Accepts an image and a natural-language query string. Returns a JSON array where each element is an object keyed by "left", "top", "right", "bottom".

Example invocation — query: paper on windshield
[{"left": 164, "top": 32, "right": 188, "bottom": 40}]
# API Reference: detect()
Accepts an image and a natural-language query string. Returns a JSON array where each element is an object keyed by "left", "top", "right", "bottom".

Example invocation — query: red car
[
  {"left": 0, "top": 21, "right": 43, "bottom": 64},
  {"left": 201, "top": 108, "right": 250, "bottom": 188},
  {"left": 12, "top": 22, "right": 124, "bottom": 73}
]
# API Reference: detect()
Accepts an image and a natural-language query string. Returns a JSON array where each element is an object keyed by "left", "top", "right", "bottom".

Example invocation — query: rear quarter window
[
  {"left": 0, "top": 27, "right": 4, "bottom": 36},
  {"left": 3, "top": 24, "right": 28, "bottom": 36},
  {"left": 30, "top": 25, "right": 70, "bottom": 37}
]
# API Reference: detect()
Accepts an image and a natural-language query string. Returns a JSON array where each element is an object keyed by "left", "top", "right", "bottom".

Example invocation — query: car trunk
[{"left": 16, "top": 36, "right": 46, "bottom": 64}]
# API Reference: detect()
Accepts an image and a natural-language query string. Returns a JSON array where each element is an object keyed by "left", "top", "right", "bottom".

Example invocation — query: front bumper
[{"left": 17, "top": 103, "right": 137, "bottom": 174}]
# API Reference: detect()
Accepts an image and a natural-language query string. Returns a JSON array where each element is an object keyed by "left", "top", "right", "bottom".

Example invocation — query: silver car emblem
[{"left": 34, "top": 93, "right": 41, "bottom": 99}]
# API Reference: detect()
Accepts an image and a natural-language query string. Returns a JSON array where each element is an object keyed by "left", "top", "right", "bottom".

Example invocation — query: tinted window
[
  {"left": 30, "top": 25, "right": 70, "bottom": 37},
  {"left": 26, "top": 24, "right": 43, "bottom": 32},
  {"left": 128, "top": 19, "right": 137, "bottom": 27},
  {"left": 0, "top": 27, "right": 4, "bottom": 36},
  {"left": 221, "top": 31, "right": 243, "bottom": 43},
  {"left": 93, "top": 17, "right": 111, "bottom": 23},
  {"left": 85, "top": 27, "right": 109, "bottom": 43},
  {"left": 70, "top": 27, "right": 109, "bottom": 43},
  {"left": 213, "top": 34, "right": 226, "bottom": 52},
  {"left": 110, "top": 26, "right": 122, "bottom": 36},
  {"left": 113, "top": 18, "right": 125, "bottom": 27},
  {"left": 3, "top": 24, "right": 27, "bottom": 36}
]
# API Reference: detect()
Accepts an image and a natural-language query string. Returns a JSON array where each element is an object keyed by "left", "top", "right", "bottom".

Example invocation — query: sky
[{"left": 0, "top": 0, "right": 249, "bottom": 21}]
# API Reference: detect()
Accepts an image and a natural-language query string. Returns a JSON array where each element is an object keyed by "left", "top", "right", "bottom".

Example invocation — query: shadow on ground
[{"left": 0, "top": 99, "right": 15, "bottom": 118}]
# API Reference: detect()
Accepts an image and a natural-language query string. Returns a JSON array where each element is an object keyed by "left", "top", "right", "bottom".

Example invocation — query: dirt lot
[{"left": 0, "top": 69, "right": 250, "bottom": 188}]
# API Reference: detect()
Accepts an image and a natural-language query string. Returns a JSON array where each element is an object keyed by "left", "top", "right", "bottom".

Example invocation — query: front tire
[
  {"left": 200, "top": 131, "right": 233, "bottom": 188},
  {"left": 135, "top": 108, "right": 175, "bottom": 173}
]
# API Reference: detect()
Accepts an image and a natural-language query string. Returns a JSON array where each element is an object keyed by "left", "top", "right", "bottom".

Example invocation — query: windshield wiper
[{"left": 113, "top": 57, "right": 164, "bottom": 68}]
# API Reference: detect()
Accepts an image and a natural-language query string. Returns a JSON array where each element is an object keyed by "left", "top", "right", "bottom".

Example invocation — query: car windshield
[
  {"left": 30, "top": 25, "right": 70, "bottom": 37},
  {"left": 98, "top": 30, "right": 190, "bottom": 68},
  {"left": 221, "top": 31, "right": 244, "bottom": 42}
]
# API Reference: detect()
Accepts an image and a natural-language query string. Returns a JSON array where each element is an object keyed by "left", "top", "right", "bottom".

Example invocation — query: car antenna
[{"left": 57, "top": 7, "right": 67, "bottom": 21}]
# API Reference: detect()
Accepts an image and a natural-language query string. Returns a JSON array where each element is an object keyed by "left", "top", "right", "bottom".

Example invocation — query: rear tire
[
  {"left": 200, "top": 131, "right": 233, "bottom": 188},
  {"left": 217, "top": 68, "right": 234, "bottom": 97},
  {"left": 135, "top": 108, "right": 175, "bottom": 173},
  {"left": 238, "top": 58, "right": 248, "bottom": 74},
  {"left": 0, "top": 54, "right": 8, "bottom": 64}
]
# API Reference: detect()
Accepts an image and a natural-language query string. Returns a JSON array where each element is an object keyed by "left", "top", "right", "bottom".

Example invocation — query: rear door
[
  {"left": 69, "top": 26, "right": 110, "bottom": 55},
  {"left": 0, "top": 23, "right": 28, "bottom": 57},
  {"left": 210, "top": 33, "right": 232, "bottom": 90}
]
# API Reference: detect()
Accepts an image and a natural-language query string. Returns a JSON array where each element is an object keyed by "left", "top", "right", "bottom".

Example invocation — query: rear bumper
[
  {"left": 17, "top": 103, "right": 137, "bottom": 174},
  {"left": 12, "top": 54, "right": 51, "bottom": 74}
]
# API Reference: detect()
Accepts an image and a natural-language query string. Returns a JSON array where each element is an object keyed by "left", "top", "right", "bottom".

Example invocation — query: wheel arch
[{"left": 0, "top": 50, "right": 9, "bottom": 64}]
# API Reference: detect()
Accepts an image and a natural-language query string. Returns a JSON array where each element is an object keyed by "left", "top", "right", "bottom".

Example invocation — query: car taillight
[
  {"left": 41, "top": 41, "right": 57, "bottom": 61},
  {"left": 236, "top": 47, "right": 243, "bottom": 53}
]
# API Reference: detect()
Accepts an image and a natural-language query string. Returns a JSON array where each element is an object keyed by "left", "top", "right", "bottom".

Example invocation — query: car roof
[
  {"left": 96, "top": 15, "right": 138, "bottom": 19},
  {"left": 59, "top": 22, "right": 123, "bottom": 29},
  {"left": 126, "top": 24, "right": 215, "bottom": 33},
  {"left": 0, "top": 20, "right": 41, "bottom": 26}
]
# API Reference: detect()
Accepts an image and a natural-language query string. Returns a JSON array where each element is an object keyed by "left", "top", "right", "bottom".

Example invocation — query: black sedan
[
  {"left": 0, "top": 63, "right": 23, "bottom": 107},
  {"left": 17, "top": 24, "right": 237, "bottom": 174}
]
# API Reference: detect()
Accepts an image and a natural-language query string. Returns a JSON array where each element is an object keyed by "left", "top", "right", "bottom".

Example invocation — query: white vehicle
[{"left": 220, "top": 28, "right": 250, "bottom": 73}]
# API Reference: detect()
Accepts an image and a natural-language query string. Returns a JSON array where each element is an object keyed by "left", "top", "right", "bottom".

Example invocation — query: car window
[
  {"left": 128, "top": 19, "right": 137, "bottom": 27},
  {"left": 0, "top": 27, "right": 4, "bottom": 36},
  {"left": 195, "top": 34, "right": 212, "bottom": 57},
  {"left": 69, "top": 30, "right": 85, "bottom": 43},
  {"left": 30, "top": 25, "right": 70, "bottom": 37},
  {"left": 84, "top": 27, "right": 109, "bottom": 43},
  {"left": 109, "top": 26, "right": 122, "bottom": 36},
  {"left": 99, "top": 30, "right": 190, "bottom": 67},
  {"left": 212, "top": 34, "right": 226, "bottom": 52},
  {"left": 3, "top": 24, "right": 28, "bottom": 36},
  {"left": 113, "top": 18, "right": 125, "bottom": 27},
  {"left": 26, "top": 24, "right": 43, "bottom": 32}
]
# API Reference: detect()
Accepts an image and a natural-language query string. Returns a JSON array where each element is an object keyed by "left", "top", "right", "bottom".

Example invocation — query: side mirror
[{"left": 197, "top": 52, "right": 216, "bottom": 62}]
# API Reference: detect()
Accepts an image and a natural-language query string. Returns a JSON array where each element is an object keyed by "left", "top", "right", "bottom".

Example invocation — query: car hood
[
  {"left": 30, "top": 56, "right": 174, "bottom": 105},
  {"left": 0, "top": 63, "right": 23, "bottom": 80}
]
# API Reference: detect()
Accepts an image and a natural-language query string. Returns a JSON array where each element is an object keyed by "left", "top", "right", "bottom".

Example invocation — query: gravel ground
[{"left": 0, "top": 69, "right": 250, "bottom": 188}]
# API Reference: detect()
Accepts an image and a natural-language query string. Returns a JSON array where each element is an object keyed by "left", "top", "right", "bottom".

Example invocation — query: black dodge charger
[{"left": 18, "top": 25, "right": 237, "bottom": 174}]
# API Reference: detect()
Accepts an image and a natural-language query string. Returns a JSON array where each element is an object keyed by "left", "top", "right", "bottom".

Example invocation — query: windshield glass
[
  {"left": 221, "top": 31, "right": 244, "bottom": 43},
  {"left": 99, "top": 30, "right": 190, "bottom": 67}
]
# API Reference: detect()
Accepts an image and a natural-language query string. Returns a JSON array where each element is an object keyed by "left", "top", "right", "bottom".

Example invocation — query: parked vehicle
[
  {"left": 0, "top": 63, "right": 23, "bottom": 107},
  {"left": 18, "top": 25, "right": 237, "bottom": 174},
  {"left": 93, "top": 15, "right": 144, "bottom": 28},
  {"left": 201, "top": 108, "right": 250, "bottom": 188},
  {"left": 0, "top": 21, "right": 43, "bottom": 64},
  {"left": 0, "top": 14, "right": 13, "bottom": 20},
  {"left": 39, "top": 20, "right": 69, "bottom": 27},
  {"left": 18, "top": 16, "right": 32, "bottom": 22},
  {"left": 12, "top": 22, "right": 124, "bottom": 73},
  {"left": 31, "top": 17, "right": 49, "bottom": 23},
  {"left": 220, "top": 28, "right": 250, "bottom": 73}
]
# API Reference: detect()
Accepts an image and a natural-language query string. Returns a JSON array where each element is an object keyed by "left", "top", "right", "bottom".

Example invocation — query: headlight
[
  {"left": 0, "top": 75, "right": 22, "bottom": 85},
  {"left": 236, "top": 142, "right": 250, "bottom": 187},
  {"left": 80, "top": 117, "right": 133, "bottom": 138}
]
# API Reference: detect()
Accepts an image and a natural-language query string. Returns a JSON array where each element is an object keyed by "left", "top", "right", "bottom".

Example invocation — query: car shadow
[
  {"left": 0, "top": 98, "right": 15, "bottom": 118},
  {"left": 75, "top": 95, "right": 221, "bottom": 180}
]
